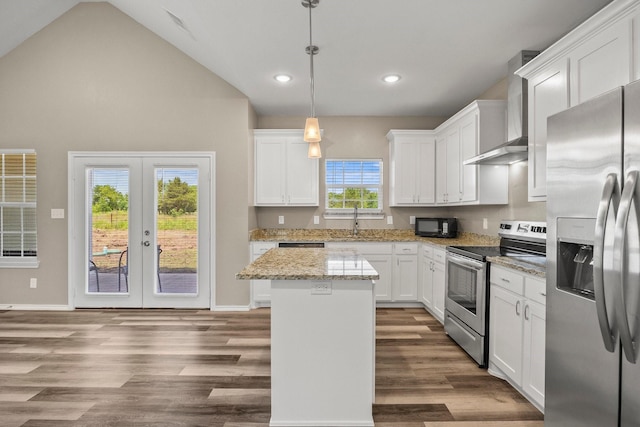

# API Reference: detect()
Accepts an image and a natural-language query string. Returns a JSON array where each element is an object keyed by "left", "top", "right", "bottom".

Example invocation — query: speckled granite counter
[
  {"left": 236, "top": 247, "right": 379, "bottom": 281},
  {"left": 488, "top": 256, "right": 546, "bottom": 278},
  {"left": 249, "top": 228, "right": 499, "bottom": 248}
]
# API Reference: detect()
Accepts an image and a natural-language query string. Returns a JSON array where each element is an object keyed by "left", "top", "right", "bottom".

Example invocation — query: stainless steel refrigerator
[{"left": 546, "top": 79, "right": 640, "bottom": 426}]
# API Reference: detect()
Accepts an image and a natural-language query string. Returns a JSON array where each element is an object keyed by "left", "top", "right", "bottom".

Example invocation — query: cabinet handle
[
  {"left": 501, "top": 277, "right": 510, "bottom": 284},
  {"left": 516, "top": 300, "right": 521, "bottom": 316},
  {"left": 524, "top": 304, "right": 530, "bottom": 320},
  {"left": 540, "top": 292, "right": 546, "bottom": 297}
]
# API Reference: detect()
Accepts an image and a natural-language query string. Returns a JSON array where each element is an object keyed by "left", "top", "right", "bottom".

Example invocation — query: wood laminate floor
[{"left": 0, "top": 308, "right": 543, "bottom": 426}]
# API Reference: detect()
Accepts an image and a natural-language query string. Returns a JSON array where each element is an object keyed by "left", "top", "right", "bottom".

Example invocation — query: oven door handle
[{"left": 447, "top": 253, "right": 483, "bottom": 270}]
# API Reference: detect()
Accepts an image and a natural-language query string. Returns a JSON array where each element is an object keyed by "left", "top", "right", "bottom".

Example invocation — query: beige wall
[
  {"left": 255, "top": 77, "right": 546, "bottom": 236},
  {"left": 0, "top": 3, "right": 252, "bottom": 307}
]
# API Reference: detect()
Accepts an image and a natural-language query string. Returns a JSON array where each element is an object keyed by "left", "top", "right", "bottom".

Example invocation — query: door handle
[
  {"left": 614, "top": 170, "right": 639, "bottom": 363},
  {"left": 594, "top": 173, "right": 620, "bottom": 353}
]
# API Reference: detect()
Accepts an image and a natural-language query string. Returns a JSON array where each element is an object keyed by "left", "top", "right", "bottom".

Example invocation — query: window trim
[
  {"left": 0, "top": 149, "right": 39, "bottom": 268},
  {"left": 324, "top": 158, "right": 384, "bottom": 218}
]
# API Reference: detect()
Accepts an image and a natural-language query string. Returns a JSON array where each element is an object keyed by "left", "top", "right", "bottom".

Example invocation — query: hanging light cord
[{"left": 307, "top": 1, "right": 317, "bottom": 118}]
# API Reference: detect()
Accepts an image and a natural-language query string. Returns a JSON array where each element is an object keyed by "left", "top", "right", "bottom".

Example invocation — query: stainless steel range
[{"left": 444, "top": 221, "right": 546, "bottom": 367}]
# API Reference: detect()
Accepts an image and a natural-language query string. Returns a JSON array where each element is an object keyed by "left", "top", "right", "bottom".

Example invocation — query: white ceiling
[{"left": 0, "top": 0, "right": 612, "bottom": 117}]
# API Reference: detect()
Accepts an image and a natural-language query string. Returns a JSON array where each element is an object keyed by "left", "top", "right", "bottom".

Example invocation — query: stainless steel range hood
[{"left": 464, "top": 50, "right": 539, "bottom": 165}]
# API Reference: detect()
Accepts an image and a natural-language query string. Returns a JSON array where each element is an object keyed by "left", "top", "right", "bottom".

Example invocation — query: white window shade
[
  {"left": 0, "top": 150, "right": 38, "bottom": 267},
  {"left": 325, "top": 159, "right": 383, "bottom": 216}
]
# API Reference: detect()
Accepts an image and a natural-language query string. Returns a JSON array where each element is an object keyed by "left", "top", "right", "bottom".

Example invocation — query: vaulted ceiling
[{"left": 0, "top": 0, "right": 612, "bottom": 117}]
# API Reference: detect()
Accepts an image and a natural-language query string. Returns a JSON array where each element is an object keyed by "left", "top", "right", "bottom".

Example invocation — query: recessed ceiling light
[
  {"left": 274, "top": 74, "right": 292, "bottom": 83},
  {"left": 382, "top": 74, "right": 401, "bottom": 83}
]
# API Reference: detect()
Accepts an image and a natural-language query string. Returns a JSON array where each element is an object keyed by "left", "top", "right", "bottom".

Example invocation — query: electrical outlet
[
  {"left": 30, "top": 278, "right": 37, "bottom": 288},
  {"left": 51, "top": 209, "right": 65, "bottom": 219},
  {"left": 387, "top": 216, "right": 393, "bottom": 225},
  {"left": 409, "top": 216, "right": 415, "bottom": 225},
  {"left": 483, "top": 218, "right": 488, "bottom": 230},
  {"left": 311, "top": 281, "right": 332, "bottom": 295},
  {"left": 278, "top": 215, "right": 285, "bottom": 225},
  {"left": 313, "top": 215, "right": 319, "bottom": 225}
]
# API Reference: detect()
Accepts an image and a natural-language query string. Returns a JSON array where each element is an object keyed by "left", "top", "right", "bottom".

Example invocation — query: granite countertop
[
  {"left": 249, "top": 228, "right": 500, "bottom": 248},
  {"left": 488, "top": 256, "right": 546, "bottom": 278},
  {"left": 236, "top": 248, "right": 380, "bottom": 281}
]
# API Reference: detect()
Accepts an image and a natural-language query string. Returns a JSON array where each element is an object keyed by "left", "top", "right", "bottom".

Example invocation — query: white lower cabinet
[
  {"left": 420, "top": 244, "right": 446, "bottom": 323},
  {"left": 249, "top": 242, "right": 277, "bottom": 307},
  {"left": 392, "top": 243, "right": 419, "bottom": 301},
  {"left": 325, "top": 242, "right": 393, "bottom": 301},
  {"left": 489, "top": 265, "right": 546, "bottom": 411}
]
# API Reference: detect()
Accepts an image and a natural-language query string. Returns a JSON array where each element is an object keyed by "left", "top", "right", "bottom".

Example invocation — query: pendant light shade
[
  {"left": 304, "top": 117, "right": 321, "bottom": 143},
  {"left": 308, "top": 141, "right": 322, "bottom": 158}
]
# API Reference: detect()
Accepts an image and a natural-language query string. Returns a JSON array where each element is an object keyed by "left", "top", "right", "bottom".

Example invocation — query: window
[
  {"left": 325, "top": 159, "right": 383, "bottom": 215},
  {"left": 0, "top": 150, "right": 37, "bottom": 267}
]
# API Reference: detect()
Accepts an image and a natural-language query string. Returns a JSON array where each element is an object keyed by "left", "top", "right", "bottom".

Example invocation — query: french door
[{"left": 70, "top": 153, "right": 213, "bottom": 308}]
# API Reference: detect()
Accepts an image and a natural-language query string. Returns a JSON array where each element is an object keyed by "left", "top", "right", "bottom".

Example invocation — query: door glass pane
[
  {"left": 447, "top": 262, "right": 478, "bottom": 314},
  {"left": 155, "top": 168, "right": 198, "bottom": 294},
  {"left": 88, "top": 168, "right": 129, "bottom": 294}
]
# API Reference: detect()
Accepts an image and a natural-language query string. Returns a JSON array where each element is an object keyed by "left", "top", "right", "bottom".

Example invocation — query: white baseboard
[
  {"left": 0, "top": 304, "right": 72, "bottom": 311},
  {"left": 212, "top": 304, "right": 251, "bottom": 312}
]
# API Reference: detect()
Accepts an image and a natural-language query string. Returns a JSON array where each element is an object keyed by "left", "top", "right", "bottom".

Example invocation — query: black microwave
[{"left": 415, "top": 217, "right": 458, "bottom": 238}]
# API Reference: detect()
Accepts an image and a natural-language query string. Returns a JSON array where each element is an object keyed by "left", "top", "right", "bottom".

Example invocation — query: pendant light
[{"left": 302, "top": 0, "right": 321, "bottom": 158}]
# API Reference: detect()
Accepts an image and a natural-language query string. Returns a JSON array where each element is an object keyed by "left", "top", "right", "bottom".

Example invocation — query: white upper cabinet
[
  {"left": 388, "top": 130, "right": 436, "bottom": 206},
  {"left": 517, "top": 0, "right": 639, "bottom": 201},
  {"left": 254, "top": 130, "right": 319, "bottom": 206},
  {"left": 434, "top": 100, "right": 508, "bottom": 206}
]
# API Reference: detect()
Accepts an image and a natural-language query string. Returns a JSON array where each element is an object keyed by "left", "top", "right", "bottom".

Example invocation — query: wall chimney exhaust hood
[{"left": 464, "top": 50, "right": 540, "bottom": 166}]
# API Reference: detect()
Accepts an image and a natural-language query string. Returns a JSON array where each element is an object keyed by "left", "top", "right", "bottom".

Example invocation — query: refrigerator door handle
[
  {"left": 594, "top": 172, "right": 620, "bottom": 352},
  {"left": 614, "top": 170, "right": 639, "bottom": 363}
]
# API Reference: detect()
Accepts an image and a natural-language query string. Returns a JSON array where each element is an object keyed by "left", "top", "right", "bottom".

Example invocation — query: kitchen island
[{"left": 236, "top": 247, "right": 379, "bottom": 427}]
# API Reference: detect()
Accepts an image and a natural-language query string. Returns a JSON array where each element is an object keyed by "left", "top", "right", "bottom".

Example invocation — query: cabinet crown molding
[{"left": 516, "top": 0, "right": 638, "bottom": 79}]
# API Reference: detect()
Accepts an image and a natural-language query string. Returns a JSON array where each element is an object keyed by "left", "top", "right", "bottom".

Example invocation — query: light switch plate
[
  {"left": 483, "top": 218, "right": 488, "bottom": 229},
  {"left": 311, "top": 281, "right": 332, "bottom": 295},
  {"left": 409, "top": 216, "right": 415, "bottom": 225},
  {"left": 51, "top": 208, "right": 65, "bottom": 219},
  {"left": 278, "top": 215, "right": 285, "bottom": 225},
  {"left": 313, "top": 215, "right": 320, "bottom": 225},
  {"left": 387, "top": 216, "right": 393, "bottom": 225}
]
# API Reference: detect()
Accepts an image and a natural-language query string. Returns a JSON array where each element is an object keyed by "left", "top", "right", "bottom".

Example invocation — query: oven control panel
[{"left": 499, "top": 220, "right": 547, "bottom": 242}]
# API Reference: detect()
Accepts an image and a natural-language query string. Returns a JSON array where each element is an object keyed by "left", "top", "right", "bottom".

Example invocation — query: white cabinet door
[
  {"left": 445, "top": 127, "right": 461, "bottom": 204},
  {"left": 388, "top": 131, "right": 435, "bottom": 206},
  {"left": 527, "top": 60, "right": 569, "bottom": 201},
  {"left": 250, "top": 242, "right": 277, "bottom": 307},
  {"left": 286, "top": 139, "right": 319, "bottom": 205},
  {"left": 254, "top": 130, "right": 319, "bottom": 206},
  {"left": 569, "top": 18, "right": 631, "bottom": 106},
  {"left": 490, "top": 285, "right": 524, "bottom": 386},
  {"left": 421, "top": 255, "right": 433, "bottom": 309},
  {"left": 255, "top": 138, "right": 286, "bottom": 205},
  {"left": 367, "top": 254, "right": 393, "bottom": 301},
  {"left": 459, "top": 112, "right": 478, "bottom": 203},
  {"left": 435, "top": 135, "right": 448, "bottom": 204},
  {"left": 416, "top": 140, "right": 436, "bottom": 204},
  {"left": 432, "top": 253, "right": 446, "bottom": 323},
  {"left": 523, "top": 299, "right": 546, "bottom": 408},
  {"left": 393, "top": 255, "right": 418, "bottom": 301}
]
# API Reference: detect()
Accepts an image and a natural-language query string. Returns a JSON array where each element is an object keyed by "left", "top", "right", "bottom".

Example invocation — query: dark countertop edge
[
  {"left": 235, "top": 274, "right": 380, "bottom": 281},
  {"left": 487, "top": 256, "right": 546, "bottom": 279}
]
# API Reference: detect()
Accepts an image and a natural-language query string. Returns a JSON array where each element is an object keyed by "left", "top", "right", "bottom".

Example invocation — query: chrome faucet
[{"left": 353, "top": 205, "right": 359, "bottom": 236}]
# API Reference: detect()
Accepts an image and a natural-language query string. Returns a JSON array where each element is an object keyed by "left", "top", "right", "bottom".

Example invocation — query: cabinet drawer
[
  {"left": 491, "top": 265, "right": 525, "bottom": 294},
  {"left": 525, "top": 276, "right": 546, "bottom": 305},
  {"left": 394, "top": 243, "right": 418, "bottom": 255},
  {"left": 252, "top": 242, "right": 277, "bottom": 256},
  {"left": 422, "top": 244, "right": 434, "bottom": 258},
  {"left": 326, "top": 242, "right": 392, "bottom": 255},
  {"left": 433, "top": 248, "right": 446, "bottom": 264}
]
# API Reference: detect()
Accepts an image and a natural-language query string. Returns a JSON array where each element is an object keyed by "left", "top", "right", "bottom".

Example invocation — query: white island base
[{"left": 270, "top": 279, "right": 375, "bottom": 427}]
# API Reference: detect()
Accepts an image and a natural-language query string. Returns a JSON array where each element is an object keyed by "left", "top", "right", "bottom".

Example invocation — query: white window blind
[
  {"left": 0, "top": 150, "right": 37, "bottom": 267},
  {"left": 325, "top": 159, "right": 383, "bottom": 213}
]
